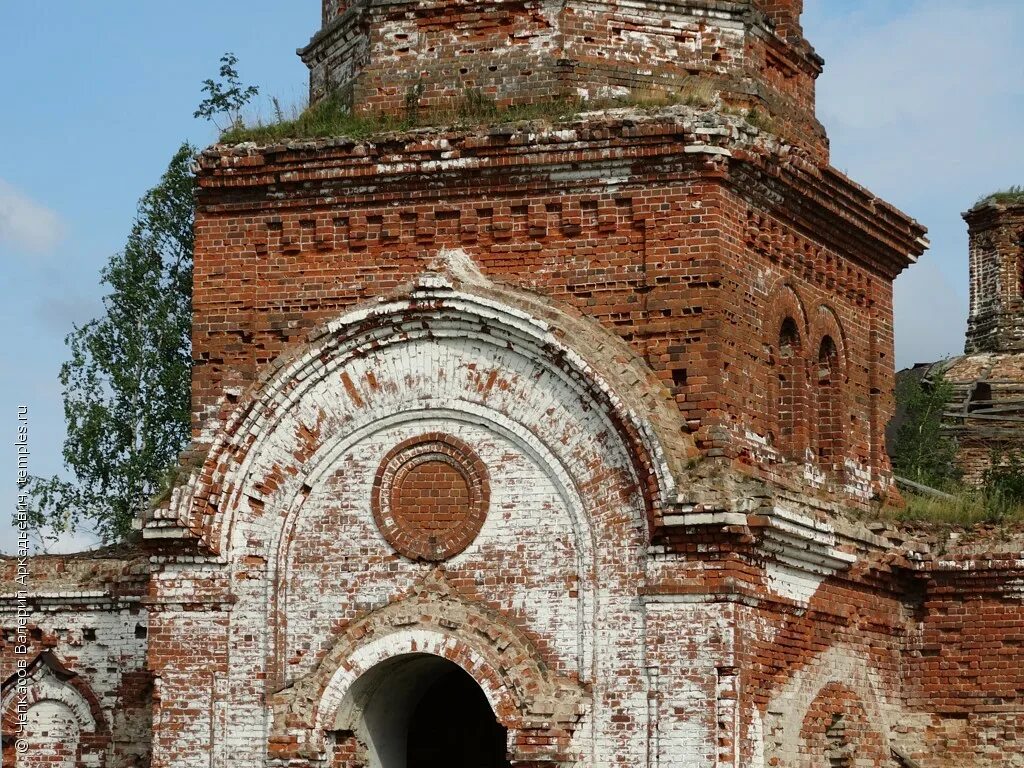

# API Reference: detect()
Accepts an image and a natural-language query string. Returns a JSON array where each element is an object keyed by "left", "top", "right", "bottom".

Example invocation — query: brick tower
[
  {"left": 939, "top": 198, "right": 1024, "bottom": 483},
  {"left": 5, "top": 3, "right": 1024, "bottom": 768},
  {"left": 301, "top": 0, "right": 828, "bottom": 159},
  {"left": 965, "top": 200, "right": 1024, "bottom": 354}
]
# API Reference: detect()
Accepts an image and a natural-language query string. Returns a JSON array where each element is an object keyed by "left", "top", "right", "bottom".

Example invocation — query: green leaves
[
  {"left": 194, "top": 52, "right": 260, "bottom": 132},
  {"left": 984, "top": 450, "right": 1024, "bottom": 510},
  {"left": 25, "top": 144, "right": 196, "bottom": 544},
  {"left": 892, "top": 370, "right": 961, "bottom": 489}
]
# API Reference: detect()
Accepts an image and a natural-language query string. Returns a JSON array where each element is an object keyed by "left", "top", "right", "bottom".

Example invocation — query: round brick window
[{"left": 372, "top": 433, "right": 490, "bottom": 561}]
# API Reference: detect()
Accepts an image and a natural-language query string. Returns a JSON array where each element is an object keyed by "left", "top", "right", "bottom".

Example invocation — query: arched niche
[
  {"left": 760, "top": 645, "right": 897, "bottom": 768},
  {"left": 809, "top": 305, "right": 850, "bottom": 473},
  {"left": 1, "top": 652, "right": 109, "bottom": 768},
  {"left": 763, "top": 283, "right": 810, "bottom": 459}
]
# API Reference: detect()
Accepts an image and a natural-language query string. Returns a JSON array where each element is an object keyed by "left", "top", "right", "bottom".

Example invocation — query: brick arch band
[
  {"left": 809, "top": 304, "right": 850, "bottom": 382},
  {"left": 269, "top": 405, "right": 599, "bottom": 691},
  {"left": 799, "top": 682, "right": 888, "bottom": 765},
  {"left": 762, "top": 282, "right": 849, "bottom": 381},
  {"left": 271, "top": 575, "right": 585, "bottom": 765},
  {"left": 161, "top": 279, "right": 689, "bottom": 556},
  {"left": 1, "top": 652, "right": 110, "bottom": 765},
  {"left": 764, "top": 282, "right": 810, "bottom": 347}
]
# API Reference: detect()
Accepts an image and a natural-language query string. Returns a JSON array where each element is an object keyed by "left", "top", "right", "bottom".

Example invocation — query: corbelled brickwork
[
  {"left": 4, "top": 2, "right": 1023, "bottom": 767},
  {"left": 190, "top": 109, "right": 923, "bottom": 510}
]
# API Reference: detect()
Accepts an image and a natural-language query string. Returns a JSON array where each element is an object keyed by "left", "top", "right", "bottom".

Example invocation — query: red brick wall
[
  {"left": 964, "top": 202, "right": 1024, "bottom": 354},
  {"left": 303, "top": 0, "right": 829, "bottom": 159},
  {"left": 714, "top": 187, "right": 896, "bottom": 494},
  {"left": 193, "top": 117, "right": 922, "bottom": 507},
  {"left": 905, "top": 564, "right": 1024, "bottom": 716}
]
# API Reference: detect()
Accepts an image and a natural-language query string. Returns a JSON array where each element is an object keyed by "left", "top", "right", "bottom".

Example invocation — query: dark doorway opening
[
  {"left": 343, "top": 653, "right": 512, "bottom": 768},
  {"left": 406, "top": 665, "right": 509, "bottom": 768}
]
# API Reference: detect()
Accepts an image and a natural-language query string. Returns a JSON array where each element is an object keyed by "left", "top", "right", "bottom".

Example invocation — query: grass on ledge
[
  {"left": 221, "top": 92, "right": 587, "bottom": 144},
  {"left": 221, "top": 93, "right": 404, "bottom": 144},
  {"left": 975, "top": 185, "right": 1024, "bottom": 207},
  {"left": 894, "top": 487, "right": 1024, "bottom": 527},
  {"left": 219, "top": 84, "right": 721, "bottom": 145}
]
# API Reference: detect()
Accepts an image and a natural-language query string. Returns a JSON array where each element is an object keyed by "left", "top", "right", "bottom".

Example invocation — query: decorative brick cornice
[{"left": 197, "top": 108, "right": 925, "bottom": 279}]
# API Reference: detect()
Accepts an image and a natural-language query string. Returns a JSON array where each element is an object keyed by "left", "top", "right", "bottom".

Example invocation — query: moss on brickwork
[{"left": 219, "top": 88, "right": 728, "bottom": 145}]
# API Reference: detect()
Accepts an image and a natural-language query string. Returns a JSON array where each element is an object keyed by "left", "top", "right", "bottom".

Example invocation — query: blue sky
[{"left": 1, "top": 1, "right": 1022, "bottom": 553}]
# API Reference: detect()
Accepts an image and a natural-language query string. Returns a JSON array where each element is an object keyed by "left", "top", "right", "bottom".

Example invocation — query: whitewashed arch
[
  {"left": 1, "top": 656, "right": 98, "bottom": 736},
  {"left": 759, "top": 644, "right": 897, "bottom": 765},
  {"left": 159, "top": 278, "right": 690, "bottom": 555},
  {"left": 1, "top": 653, "right": 107, "bottom": 768},
  {"left": 155, "top": 275, "right": 684, "bottom": 767}
]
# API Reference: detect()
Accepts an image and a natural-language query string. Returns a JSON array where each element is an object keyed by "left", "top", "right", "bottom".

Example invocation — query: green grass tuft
[
  {"left": 220, "top": 92, "right": 407, "bottom": 143},
  {"left": 975, "top": 185, "right": 1024, "bottom": 207},
  {"left": 220, "top": 90, "right": 594, "bottom": 144},
  {"left": 217, "top": 85, "right": 731, "bottom": 146},
  {"left": 894, "top": 487, "right": 1024, "bottom": 527}
]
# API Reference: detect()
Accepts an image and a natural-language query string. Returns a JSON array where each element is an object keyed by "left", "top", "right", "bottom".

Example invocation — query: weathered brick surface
[
  {"left": 941, "top": 352, "right": 1024, "bottom": 483},
  {"left": 301, "top": 0, "right": 828, "bottom": 160},
  {"left": 932, "top": 202, "right": 1024, "bottom": 484},
  {"left": 964, "top": 202, "right": 1024, "bottom": 355},
  {"left": 4, "top": 3, "right": 1023, "bottom": 767},
  {"left": 189, "top": 110, "right": 922, "bottom": 510},
  {"left": 0, "top": 552, "right": 151, "bottom": 768}
]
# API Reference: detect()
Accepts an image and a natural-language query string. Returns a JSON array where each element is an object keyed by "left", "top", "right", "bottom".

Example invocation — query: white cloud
[{"left": 0, "top": 178, "right": 65, "bottom": 254}]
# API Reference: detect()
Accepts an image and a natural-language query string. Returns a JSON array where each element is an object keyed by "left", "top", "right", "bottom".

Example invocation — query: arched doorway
[
  {"left": 341, "top": 653, "right": 510, "bottom": 768},
  {"left": 406, "top": 665, "right": 508, "bottom": 768}
]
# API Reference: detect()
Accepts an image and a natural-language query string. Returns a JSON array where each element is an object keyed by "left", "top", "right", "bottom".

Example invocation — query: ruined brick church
[
  {"left": 906, "top": 199, "right": 1024, "bottom": 485},
  {"left": 4, "top": 1, "right": 1023, "bottom": 766}
]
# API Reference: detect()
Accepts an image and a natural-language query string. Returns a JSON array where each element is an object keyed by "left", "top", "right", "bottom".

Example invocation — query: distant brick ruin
[
  {"left": 938, "top": 200, "right": 1024, "bottom": 483},
  {"left": 3, "top": 2, "right": 1023, "bottom": 767}
]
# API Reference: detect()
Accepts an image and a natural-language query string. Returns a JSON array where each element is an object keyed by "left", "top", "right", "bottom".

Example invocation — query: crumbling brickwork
[
  {"left": 0, "top": 552, "right": 151, "bottom": 768},
  {"left": 4, "top": 2, "right": 1023, "bottom": 767},
  {"left": 301, "top": 0, "right": 828, "bottom": 160},
  {"left": 965, "top": 202, "right": 1024, "bottom": 355},
  {"left": 189, "top": 110, "right": 920, "bottom": 511},
  {"left": 931, "top": 201, "right": 1024, "bottom": 484},
  {"left": 940, "top": 352, "right": 1024, "bottom": 484}
]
